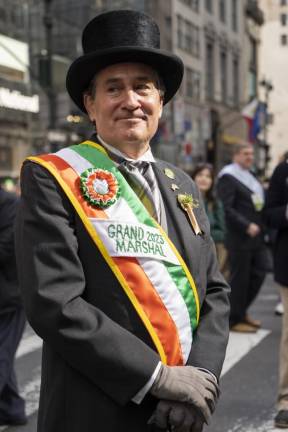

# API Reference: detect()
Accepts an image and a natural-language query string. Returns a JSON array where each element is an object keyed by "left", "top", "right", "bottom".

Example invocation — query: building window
[
  {"left": 219, "top": 0, "right": 226, "bottom": 23},
  {"left": 11, "top": 7, "right": 24, "bottom": 28},
  {"left": 0, "top": 147, "right": 12, "bottom": 171},
  {"left": 192, "top": 24, "right": 200, "bottom": 57},
  {"left": 249, "top": 37, "right": 257, "bottom": 99},
  {"left": 281, "top": 13, "right": 287, "bottom": 25},
  {"left": 281, "top": 34, "right": 288, "bottom": 44},
  {"left": 192, "top": 0, "right": 199, "bottom": 12},
  {"left": 220, "top": 50, "right": 227, "bottom": 103},
  {"left": 232, "top": 0, "right": 238, "bottom": 31},
  {"left": 205, "top": 0, "right": 213, "bottom": 13},
  {"left": 250, "top": 36, "right": 257, "bottom": 67},
  {"left": 177, "top": 15, "right": 185, "bottom": 50},
  {"left": 185, "top": 20, "right": 193, "bottom": 53},
  {"left": 0, "top": 7, "right": 6, "bottom": 21},
  {"left": 206, "top": 42, "right": 214, "bottom": 100},
  {"left": 233, "top": 57, "right": 239, "bottom": 106},
  {"left": 177, "top": 16, "right": 200, "bottom": 57},
  {"left": 179, "top": 0, "right": 199, "bottom": 12},
  {"left": 248, "top": 71, "right": 257, "bottom": 99},
  {"left": 186, "top": 67, "right": 201, "bottom": 100}
]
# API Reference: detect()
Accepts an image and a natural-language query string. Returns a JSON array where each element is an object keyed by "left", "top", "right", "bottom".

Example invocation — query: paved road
[
  {"left": 1, "top": 274, "right": 284, "bottom": 432},
  {"left": 206, "top": 273, "right": 282, "bottom": 432}
]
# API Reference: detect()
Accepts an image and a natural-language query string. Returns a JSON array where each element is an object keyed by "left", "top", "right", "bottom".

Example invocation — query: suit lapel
[{"left": 152, "top": 161, "right": 194, "bottom": 263}]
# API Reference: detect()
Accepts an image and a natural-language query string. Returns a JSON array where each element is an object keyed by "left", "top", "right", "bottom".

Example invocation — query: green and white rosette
[{"left": 80, "top": 168, "right": 119, "bottom": 208}]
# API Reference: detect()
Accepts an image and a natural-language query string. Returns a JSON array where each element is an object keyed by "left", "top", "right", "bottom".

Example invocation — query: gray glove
[
  {"left": 150, "top": 365, "right": 219, "bottom": 424},
  {"left": 148, "top": 400, "right": 204, "bottom": 432}
]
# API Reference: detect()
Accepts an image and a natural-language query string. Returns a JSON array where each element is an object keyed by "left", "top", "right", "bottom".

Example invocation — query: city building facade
[
  {"left": 259, "top": 0, "right": 288, "bottom": 173},
  {"left": 6, "top": 0, "right": 264, "bottom": 177},
  {"left": 0, "top": 0, "right": 41, "bottom": 180}
]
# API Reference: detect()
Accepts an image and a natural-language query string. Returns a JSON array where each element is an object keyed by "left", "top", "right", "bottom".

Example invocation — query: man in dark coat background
[
  {"left": 0, "top": 186, "right": 26, "bottom": 426},
  {"left": 264, "top": 158, "right": 288, "bottom": 428},
  {"left": 15, "top": 10, "right": 230, "bottom": 432},
  {"left": 217, "top": 143, "right": 267, "bottom": 333}
]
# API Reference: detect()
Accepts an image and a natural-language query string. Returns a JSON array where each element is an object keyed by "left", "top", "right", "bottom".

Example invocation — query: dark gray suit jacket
[
  {"left": 217, "top": 174, "right": 265, "bottom": 251},
  {"left": 0, "top": 188, "right": 22, "bottom": 314},
  {"left": 15, "top": 155, "right": 230, "bottom": 432},
  {"left": 264, "top": 161, "right": 288, "bottom": 286}
]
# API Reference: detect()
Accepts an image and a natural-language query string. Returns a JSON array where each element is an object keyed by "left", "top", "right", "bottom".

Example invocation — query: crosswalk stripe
[
  {"left": 227, "top": 419, "right": 282, "bottom": 431},
  {"left": 221, "top": 329, "right": 270, "bottom": 376},
  {"left": 20, "top": 370, "right": 41, "bottom": 417},
  {"left": 16, "top": 334, "right": 42, "bottom": 359}
]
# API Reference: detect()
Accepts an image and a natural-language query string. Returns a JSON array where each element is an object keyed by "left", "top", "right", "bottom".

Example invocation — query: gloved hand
[
  {"left": 148, "top": 400, "right": 204, "bottom": 432},
  {"left": 150, "top": 365, "right": 219, "bottom": 424}
]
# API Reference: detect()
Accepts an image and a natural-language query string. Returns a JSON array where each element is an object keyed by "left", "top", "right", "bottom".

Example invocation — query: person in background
[
  {"left": 271, "top": 151, "right": 288, "bottom": 318},
  {"left": 217, "top": 143, "right": 267, "bottom": 333},
  {"left": 192, "top": 164, "right": 227, "bottom": 276},
  {"left": 0, "top": 186, "right": 26, "bottom": 426},
  {"left": 264, "top": 157, "right": 288, "bottom": 428}
]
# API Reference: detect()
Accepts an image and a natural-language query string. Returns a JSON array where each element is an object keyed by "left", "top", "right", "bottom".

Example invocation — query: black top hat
[{"left": 66, "top": 10, "right": 184, "bottom": 113}]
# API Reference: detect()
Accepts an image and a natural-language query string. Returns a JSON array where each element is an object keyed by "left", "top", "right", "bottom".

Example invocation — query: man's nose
[{"left": 122, "top": 89, "right": 141, "bottom": 109}]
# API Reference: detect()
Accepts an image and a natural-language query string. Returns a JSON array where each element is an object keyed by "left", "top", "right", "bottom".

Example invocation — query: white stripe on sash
[
  {"left": 55, "top": 147, "right": 193, "bottom": 362},
  {"left": 138, "top": 258, "right": 192, "bottom": 363}
]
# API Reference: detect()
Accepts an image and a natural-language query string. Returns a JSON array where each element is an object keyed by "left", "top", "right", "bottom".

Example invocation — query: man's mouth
[{"left": 117, "top": 115, "right": 147, "bottom": 121}]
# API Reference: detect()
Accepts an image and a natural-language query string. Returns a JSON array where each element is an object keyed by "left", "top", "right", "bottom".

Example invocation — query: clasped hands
[{"left": 148, "top": 364, "right": 220, "bottom": 432}]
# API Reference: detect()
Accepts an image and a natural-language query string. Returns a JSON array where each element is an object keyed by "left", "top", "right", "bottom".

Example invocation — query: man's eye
[
  {"left": 107, "top": 86, "right": 120, "bottom": 93},
  {"left": 136, "top": 84, "right": 150, "bottom": 90},
  {"left": 136, "top": 84, "right": 155, "bottom": 94}
]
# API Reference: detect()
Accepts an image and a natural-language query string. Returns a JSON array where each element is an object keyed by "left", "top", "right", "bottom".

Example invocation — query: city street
[{"left": 0, "top": 273, "right": 283, "bottom": 432}]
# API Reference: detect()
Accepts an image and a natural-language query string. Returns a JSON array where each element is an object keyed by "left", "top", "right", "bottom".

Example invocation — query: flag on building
[{"left": 241, "top": 99, "right": 265, "bottom": 143}]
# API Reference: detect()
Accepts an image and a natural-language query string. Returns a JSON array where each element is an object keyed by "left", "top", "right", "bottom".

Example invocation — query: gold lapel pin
[
  {"left": 171, "top": 183, "right": 179, "bottom": 191},
  {"left": 177, "top": 194, "right": 201, "bottom": 235},
  {"left": 164, "top": 168, "right": 175, "bottom": 180}
]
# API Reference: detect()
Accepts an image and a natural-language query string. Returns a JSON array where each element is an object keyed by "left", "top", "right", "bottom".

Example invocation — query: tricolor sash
[{"left": 28, "top": 141, "right": 200, "bottom": 366}]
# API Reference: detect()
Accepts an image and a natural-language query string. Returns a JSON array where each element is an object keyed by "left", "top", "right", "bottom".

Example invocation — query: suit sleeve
[
  {"left": 0, "top": 192, "right": 18, "bottom": 264},
  {"left": 188, "top": 237, "right": 230, "bottom": 379},
  {"left": 187, "top": 182, "right": 230, "bottom": 379},
  {"left": 217, "top": 174, "right": 251, "bottom": 232},
  {"left": 15, "top": 161, "right": 159, "bottom": 406},
  {"left": 264, "top": 163, "right": 288, "bottom": 229}
]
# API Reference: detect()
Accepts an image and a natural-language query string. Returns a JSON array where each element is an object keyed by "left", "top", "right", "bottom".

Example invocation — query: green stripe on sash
[{"left": 71, "top": 142, "right": 198, "bottom": 330}]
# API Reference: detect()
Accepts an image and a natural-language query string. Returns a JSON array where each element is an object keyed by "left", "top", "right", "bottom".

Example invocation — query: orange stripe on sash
[
  {"left": 114, "top": 257, "right": 183, "bottom": 365},
  {"left": 30, "top": 154, "right": 184, "bottom": 365}
]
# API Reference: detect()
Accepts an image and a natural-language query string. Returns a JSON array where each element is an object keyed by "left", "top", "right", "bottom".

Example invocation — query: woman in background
[{"left": 192, "top": 163, "right": 228, "bottom": 276}]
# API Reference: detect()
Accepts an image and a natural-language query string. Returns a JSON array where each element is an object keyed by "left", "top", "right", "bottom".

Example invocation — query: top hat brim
[{"left": 66, "top": 46, "right": 184, "bottom": 113}]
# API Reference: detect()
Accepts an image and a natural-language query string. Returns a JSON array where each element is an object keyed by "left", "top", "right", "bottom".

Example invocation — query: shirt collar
[
  {"left": 234, "top": 163, "right": 249, "bottom": 173},
  {"left": 96, "top": 134, "right": 155, "bottom": 163}
]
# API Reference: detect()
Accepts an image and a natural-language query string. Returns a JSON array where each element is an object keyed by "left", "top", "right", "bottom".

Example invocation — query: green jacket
[{"left": 204, "top": 199, "right": 226, "bottom": 244}]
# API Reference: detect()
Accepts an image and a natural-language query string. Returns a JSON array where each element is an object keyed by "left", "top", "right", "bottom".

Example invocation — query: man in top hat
[{"left": 15, "top": 10, "right": 230, "bottom": 432}]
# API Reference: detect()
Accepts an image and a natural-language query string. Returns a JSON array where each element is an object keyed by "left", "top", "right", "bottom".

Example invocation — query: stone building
[
  {"left": 24, "top": 0, "right": 264, "bottom": 171},
  {"left": 0, "top": 0, "right": 41, "bottom": 180},
  {"left": 258, "top": 0, "right": 288, "bottom": 173}
]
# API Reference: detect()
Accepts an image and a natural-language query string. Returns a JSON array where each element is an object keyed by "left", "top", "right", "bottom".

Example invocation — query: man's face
[
  {"left": 84, "top": 62, "right": 163, "bottom": 149},
  {"left": 234, "top": 147, "right": 254, "bottom": 170}
]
